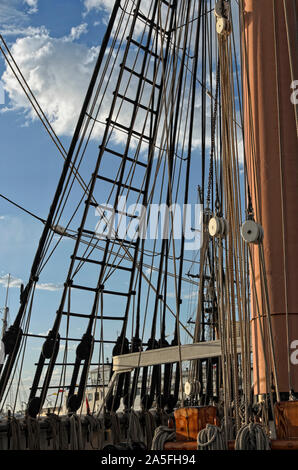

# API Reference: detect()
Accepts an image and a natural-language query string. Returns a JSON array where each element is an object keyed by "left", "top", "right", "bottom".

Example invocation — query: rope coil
[
  {"left": 235, "top": 423, "right": 270, "bottom": 450},
  {"left": 151, "top": 425, "right": 176, "bottom": 450},
  {"left": 197, "top": 424, "right": 226, "bottom": 450}
]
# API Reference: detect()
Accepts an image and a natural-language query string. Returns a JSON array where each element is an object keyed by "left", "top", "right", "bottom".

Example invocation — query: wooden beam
[{"left": 113, "top": 338, "right": 242, "bottom": 372}]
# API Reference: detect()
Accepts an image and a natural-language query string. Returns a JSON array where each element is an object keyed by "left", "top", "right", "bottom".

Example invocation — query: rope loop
[
  {"left": 235, "top": 423, "right": 270, "bottom": 450},
  {"left": 197, "top": 424, "right": 227, "bottom": 450}
]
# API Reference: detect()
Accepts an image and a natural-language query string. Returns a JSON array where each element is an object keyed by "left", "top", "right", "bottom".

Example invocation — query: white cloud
[
  {"left": 35, "top": 282, "right": 62, "bottom": 292},
  {"left": 2, "top": 32, "right": 99, "bottom": 136},
  {"left": 84, "top": 0, "right": 109, "bottom": 14},
  {"left": 0, "top": 274, "right": 23, "bottom": 288},
  {"left": 24, "top": 0, "right": 38, "bottom": 14},
  {"left": 0, "top": 1, "right": 28, "bottom": 25},
  {"left": 69, "top": 23, "right": 88, "bottom": 41},
  {"left": 0, "top": 274, "right": 62, "bottom": 291},
  {"left": 0, "top": 25, "right": 47, "bottom": 37}
]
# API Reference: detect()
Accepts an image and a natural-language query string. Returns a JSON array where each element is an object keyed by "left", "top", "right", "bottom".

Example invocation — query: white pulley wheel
[
  {"left": 209, "top": 216, "right": 221, "bottom": 237},
  {"left": 241, "top": 220, "right": 262, "bottom": 244},
  {"left": 184, "top": 381, "right": 193, "bottom": 397}
]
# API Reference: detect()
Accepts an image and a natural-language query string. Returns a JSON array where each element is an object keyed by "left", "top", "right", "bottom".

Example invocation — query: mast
[{"left": 242, "top": 0, "right": 298, "bottom": 397}]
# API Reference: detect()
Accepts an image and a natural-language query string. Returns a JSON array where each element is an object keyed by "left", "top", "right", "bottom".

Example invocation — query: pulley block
[
  {"left": 208, "top": 215, "right": 228, "bottom": 238},
  {"left": 241, "top": 219, "right": 264, "bottom": 244}
]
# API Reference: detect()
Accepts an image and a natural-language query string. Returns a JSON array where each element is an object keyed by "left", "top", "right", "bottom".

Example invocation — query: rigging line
[
  {"left": 38, "top": 0, "right": 135, "bottom": 273},
  {"left": 156, "top": 0, "right": 192, "bottom": 405},
  {"left": 42, "top": 2, "right": 140, "bottom": 277},
  {"left": 0, "top": 193, "right": 46, "bottom": 224},
  {"left": 0, "top": 38, "right": 93, "bottom": 201},
  {"left": 272, "top": 0, "right": 292, "bottom": 395},
  {"left": 85, "top": 113, "right": 188, "bottom": 161},
  {"left": 72, "top": 1, "right": 176, "bottom": 279},
  {"left": 0, "top": 283, "right": 36, "bottom": 414},
  {"left": 0, "top": 0, "right": 123, "bottom": 408},
  {"left": 11, "top": 284, "right": 36, "bottom": 415},
  {"left": 230, "top": 2, "right": 253, "bottom": 216},
  {"left": 282, "top": 0, "right": 298, "bottom": 136},
  {"left": 124, "top": 0, "right": 214, "bottom": 31},
  {"left": 37, "top": 3, "right": 132, "bottom": 270},
  {"left": 4, "top": 1, "right": 133, "bottom": 275},
  {"left": 75, "top": 19, "right": 187, "bottom": 283},
  {"left": 0, "top": 38, "right": 66, "bottom": 157}
]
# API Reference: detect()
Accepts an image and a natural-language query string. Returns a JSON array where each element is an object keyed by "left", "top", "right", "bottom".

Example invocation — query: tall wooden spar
[{"left": 242, "top": 0, "right": 298, "bottom": 397}]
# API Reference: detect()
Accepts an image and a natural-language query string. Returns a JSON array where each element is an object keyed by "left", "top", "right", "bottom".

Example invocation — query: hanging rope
[
  {"left": 46, "top": 413, "right": 61, "bottom": 450},
  {"left": 126, "top": 410, "right": 145, "bottom": 445},
  {"left": 85, "top": 415, "right": 105, "bottom": 450},
  {"left": 141, "top": 410, "right": 155, "bottom": 449},
  {"left": 110, "top": 412, "right": 121, "bottom": 445},
  {"left": 8, "top": 416, "right": 22, "bottom": 450},
  {"left": 25, "top": 416, "right": 40, "bottom": 450},
  {"left": 69, "top": 414, "right": 84, "bottom": 450}
]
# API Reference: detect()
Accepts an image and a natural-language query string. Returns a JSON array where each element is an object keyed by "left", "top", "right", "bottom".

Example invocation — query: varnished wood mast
[{"left": 242, "top": 0, "right": 298, "bottom": 396}]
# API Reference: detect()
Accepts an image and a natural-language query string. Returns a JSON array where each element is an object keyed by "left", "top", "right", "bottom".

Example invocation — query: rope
[
  {"left": 110, "top": 412, "right": 121, "bottom": 445},
  {"left": 25, "top": 416, "right": 40, "bottom": 450},
  {"left": 8, "top": 417, "right": 22, "bottom": 450},
  {"left": 59, "top": 417, "right": 69, "bottom": 450},
  {"left": 69, "top": 414, "right": 84, "bottom": 450},
  {"left": 141, "top": 410, "right": 155, "bottom": 449},
  {"left": 46, "top": 413, "right": 60, "bottom": 450},
  {"left": 197, "top": 424, "right": 226, "bottom": 450},
  {"left": 151, "top": 425, "right": 176, "bottom": 450},
  {"left": 85, "top": 415, "right": 104, "bottom": 450},
  {"left": 126, "top": 410, "right": 145, "bottom": 445},
  {"left": 235, "top": 423, "right": 270, "bottom": 450},
  {"left": 0, "top": 193, "right": 45, "bottom": 224}
]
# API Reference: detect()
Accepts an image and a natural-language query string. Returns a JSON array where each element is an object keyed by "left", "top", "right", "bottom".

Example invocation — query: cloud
[
  {"left": 35, "top": 282, "right": 62, "bottom": 292},
  {"left": 0, "top": 274, "right": 62, "bottom": 291},
  {"left": 84, "top": 0, "right": 110, "bottom": 14},
  {"left": 2, "top": 32, "right": 99, "bottom": 136},
  {"left": 0, "top": 1, "right": 28, "bottom": 25},
  {"left": 0, "top": 274, "right": 23, "bottom": 288},
  {"left": 0, "top": 1, "right": 38, "bottom": 36},
  {"left": 24, "top": 0, "right": 38, "bottom": 14},
  {"left": 69, "top": 23, "right": 88, "bottom": 41},
  {"left": 0, "top": 25, "right": 47, "bottom": 37}
]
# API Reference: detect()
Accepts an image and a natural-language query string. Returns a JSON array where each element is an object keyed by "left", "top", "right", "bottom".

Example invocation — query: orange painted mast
[{"left": 242, "top": 0, "right": 298, "bottom": 398}]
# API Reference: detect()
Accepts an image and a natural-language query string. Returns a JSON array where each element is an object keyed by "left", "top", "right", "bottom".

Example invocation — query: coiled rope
[
  {"left": 197, "top": 424, "right": 227, "bottom": 450},
  {"left": 151, "top": 426, "right": 176, "bottom": 450},
  {"left": 235, "top": 423, "right": 270, "bottom": 450}
]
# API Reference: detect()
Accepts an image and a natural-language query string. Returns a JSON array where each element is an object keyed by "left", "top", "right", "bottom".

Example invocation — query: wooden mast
[{"left": 242, "top": 0, "right": 298, "bottom": 397}]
